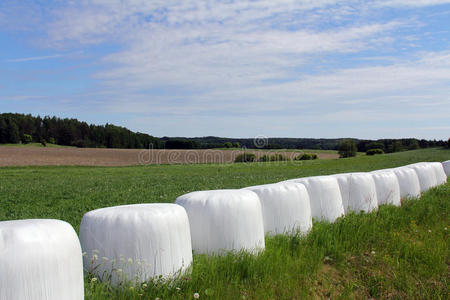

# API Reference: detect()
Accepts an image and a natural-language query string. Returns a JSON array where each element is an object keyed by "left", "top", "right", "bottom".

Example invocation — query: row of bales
[{"left": 1, "top": 161, "right": 449, "bottom": 299}]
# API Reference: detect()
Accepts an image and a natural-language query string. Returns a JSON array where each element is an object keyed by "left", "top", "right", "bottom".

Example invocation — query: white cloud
[
  {"left": 376, "top": 0, "right": 450, "bottom": 7},
  {"left": 1, "top": 0, "right": 449, "bottom": 139}
]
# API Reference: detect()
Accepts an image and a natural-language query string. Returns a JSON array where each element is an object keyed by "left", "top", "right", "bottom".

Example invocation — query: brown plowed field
[{"left": 0, "top": 147, "right": 338, "bottom": 167}]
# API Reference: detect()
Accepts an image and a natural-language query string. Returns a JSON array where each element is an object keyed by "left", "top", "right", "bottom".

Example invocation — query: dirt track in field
[{"left": 0, "top": 147, "right": 338, "bottom": 167}]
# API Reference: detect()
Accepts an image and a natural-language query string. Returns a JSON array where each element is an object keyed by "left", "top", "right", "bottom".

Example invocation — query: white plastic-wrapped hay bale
[
  {"left": 392, "top": 167, "right": 421, "bottom": 199},
  {"left": 175, "top": 189, "right": 265, "bottom": 254},
  {"left": 429, "top": 162, "right": 447, "bottom": 185},
  {"left": 287, "top": 176, "right": 344, "bottom": 222},
  {"left": 370, "top": 170, "right": 401, "bottom": 206},
  {"left": 0, "top": 219, "right": 84, "bottom": 300},
  {"left": 244, "top": 182, "right": 312, "bottom": 235},
  {"left": 406, "top": 162, "right": 438, "bottom": 192},
  {"left": 443, "top": 160, "right": 450, "bottom": 177},
  {"left": 79, "top": 203, "right": 192, "bottom": 284},
  {"left": 333, "top": 173, "right": 378, "bottom": 214}
]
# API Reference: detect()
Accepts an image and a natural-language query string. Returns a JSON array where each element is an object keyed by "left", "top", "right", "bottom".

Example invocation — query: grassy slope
[{"left": 0, "top": 148, "right": 449, "bottom": 299}]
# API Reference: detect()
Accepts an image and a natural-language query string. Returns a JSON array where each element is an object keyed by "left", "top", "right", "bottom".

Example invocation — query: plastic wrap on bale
[
  {"left": 392, "top": 167, "right": 421, "bottom": 199},
  {"left": 79, "top": 204, "right": 192, "bottom": 285},
  {"left": 406, "top": 163, "right": 438, "bottom": 192},
  {"left": 428, "top": 162, "right": 447, "bottom": 185},
  {"left": 287, "top": 176, "right": 344, "bottom": 222},
  {"left": 333, "top": 173, "right": 378, "bottom": 214},
  {"left": 0, "top": 219, "right": 84, "bottom": 300},
  {"left": 370, "top": 170, "right": 401, "bottom": 206},
  {"left": 244, "top": 182, "right": 312, "bottom": 235},
  {"left": 176, "top": 189, "right": 265, "bottom": 254},
  {"left": 443, "top": 160, "right": 450, "bottom": 177}
]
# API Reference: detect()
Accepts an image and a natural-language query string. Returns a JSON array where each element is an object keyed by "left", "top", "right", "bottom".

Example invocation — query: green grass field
[{"left": 0, "top": 148, "right": 449, "bottom": 299}]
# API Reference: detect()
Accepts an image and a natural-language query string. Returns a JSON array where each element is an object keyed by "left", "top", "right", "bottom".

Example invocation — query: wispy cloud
[
  {"left": 5, "top": 51, "right": 83, "bottom": 63},
  {"left": 2, "top": 95, "right": 46, "bottom": 101},
  {"left": 6, "top": 54, "right": 64, "bottom": 63}
]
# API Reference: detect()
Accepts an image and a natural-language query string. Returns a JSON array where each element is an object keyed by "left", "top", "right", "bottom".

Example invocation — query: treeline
[
  {"left": 0, "top": 113, "right": 447, "bottom": 150},
  {"left": 0, "top": 113, "right": 162, "bottom": 149},
  {"left": 161, "top": 136, "right": 447, "bottom": 152},
  {"left": 356, "top": 139, "right": 446, "bottom": 153},
  {"left": 159, "top": 137, "right": 342, "bottom": 150}
]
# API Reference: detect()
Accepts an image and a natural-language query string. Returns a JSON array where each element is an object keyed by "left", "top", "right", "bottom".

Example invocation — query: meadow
[{"left": 0, "top": 148, "right": 449, "bottom": 299}]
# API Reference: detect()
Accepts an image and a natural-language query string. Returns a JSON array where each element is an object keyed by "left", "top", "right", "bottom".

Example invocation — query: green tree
[
  {"left": 5, "top": 121, "right": 20, "bottom": 143},
  {"left": 22, "top": 134, "right": 33, "bottom": 144},
  {"left": 0, "top": 118, "right": 7, "bottom": 143},
  {"left": 233, "top": 142, "right": 240, "bottom": 148},
  {"left": 224, "top": 142, "right": 233, "bottom": 148},
  {"left": 338, "top": 139, "right": 357, "bottom": 158}
]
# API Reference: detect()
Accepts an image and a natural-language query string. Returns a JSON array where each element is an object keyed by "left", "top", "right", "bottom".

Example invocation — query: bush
[
  {"left": 259, "top": 154, "right": 270, "bottom": 162},
  {"left": 233, "top": 142, "right": 241, "bottom": 148},
  {"left": 234, "top": 153, "right": 256, "bottom": 163},
  {"left": 22, "top": 134, "right": 32, "bottom": 144},
  {"left": 72, "top": 139, "right": 87, "bottom": 148},
  {"left": 338, "top": 140, "right": 357, "bottom": 158},
  {"left": 295, "top": 153, "right": 311, "bottom": 160},
  {"left": 224, "top": 142, "right": 233, "bottom": 148},
  {"left": 366, "top": 148, "right": 384, "bottom": 156},
  {"left": 270, "top": 154, "right": 289, "bottom": 161},
  {"left": 48, "top": 137, "right": 56, "bottom": 144},
  {"left": 295, "top": 153, "right": 318, "bottom": 160}
]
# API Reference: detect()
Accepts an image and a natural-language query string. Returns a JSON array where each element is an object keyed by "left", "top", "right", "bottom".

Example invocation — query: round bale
[
  {"left": 287, "top": 176, "right": 345, "bottom": 222},
  {"left": 333, "top": 173, "right": 378, "bottom": 214},
  {"left": 175, "top": 189, "right": 265, "bottom": 254},
  {"left": 79, "top": 203, "right": 192, "bottom": 285},
  {"left": 406, "top": 163, "right": 438, "bottom": 192},
  {"left": 244, "top": 182, "right": 312, "bottom": 235},
  {"left": 0, "top": 219, "right": 84, "bottom": 300},
  {"left": 392, "top": 167, "right": 421, "bottom": 199},
  {"left": 370, "top": 170, "right": 401, "bottom": 206},
  {"left": 429, "top": 162, "right": 447, "bottom": 185}
]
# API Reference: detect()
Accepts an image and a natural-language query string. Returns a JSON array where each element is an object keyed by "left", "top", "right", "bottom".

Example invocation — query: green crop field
[{"left": 0, "top": 148, "right": 449, "bottom": 299}]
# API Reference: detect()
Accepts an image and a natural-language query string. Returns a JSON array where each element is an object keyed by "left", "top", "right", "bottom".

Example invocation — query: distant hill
[{"left": 0, "top": 113, "right": 446, "bottom": 151}]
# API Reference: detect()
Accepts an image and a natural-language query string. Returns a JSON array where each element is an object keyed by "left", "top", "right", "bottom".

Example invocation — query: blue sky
[{"left": 1, "top": 0, "right": 449, "bottom": 139}]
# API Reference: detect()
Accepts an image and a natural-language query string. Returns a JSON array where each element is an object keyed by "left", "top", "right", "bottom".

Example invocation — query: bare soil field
[{"left": 0, "top": 146, "right": 338, "bottom": 167}]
